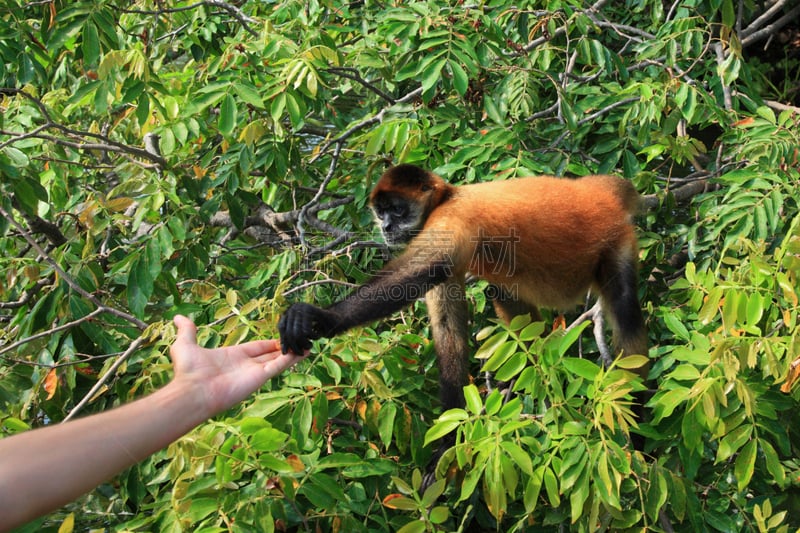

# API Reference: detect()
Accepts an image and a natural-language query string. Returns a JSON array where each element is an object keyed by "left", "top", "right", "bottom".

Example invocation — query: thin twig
[
  {"left": 62, "top": 335, "right": 147, "bottom": 421},
  {"left": 326, "top": 67, "right": 396, "bottom": 103},
  {"left": 0, "top": 308, "right": 104, "bottom": 357},
  {"left": 299, "top": 143, "right": 343, "bottom": 246},
  {"left": 1, "top": 89, "right": 166, "bottom": 168},
  {"left": 310, "top": 86, "right": 423, "bottom": 164},
  {"left": 120, "top": 0, "right": 258, "bottom": 37},
  {"left": 0, "top": 204, "right": 147, "bottom": 330}
]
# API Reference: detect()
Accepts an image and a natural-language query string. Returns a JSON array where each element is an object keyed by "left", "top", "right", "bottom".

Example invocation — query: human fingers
[
  {"left": 263, "top": 352, "right": 305, "bottom": 376},
  {"left": 232, "top": 338, "right": 281, "bottom": 358}
]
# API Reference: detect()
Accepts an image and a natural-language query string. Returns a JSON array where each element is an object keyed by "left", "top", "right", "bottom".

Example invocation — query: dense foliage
[{"left": 1, "top": 0, "right": 800, "bottom": 531}]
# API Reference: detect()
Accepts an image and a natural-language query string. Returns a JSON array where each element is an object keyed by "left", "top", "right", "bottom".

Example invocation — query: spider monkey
[{"left": 279, "top": 163, "right": 648, "bottom": 439}]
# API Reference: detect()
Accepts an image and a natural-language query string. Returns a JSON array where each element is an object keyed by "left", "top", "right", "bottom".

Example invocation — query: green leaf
[
  {"left": 127, "top": 248, "right": 156, "bottom": 318},
  {"left": 285, "top": 92, "right": 304, "bottom": 128},
  {"left": 219, "top": 92, "right": 237, "bottom": 136},
  {"left": 543, "top": 466, "right": 560, "bottom": 507},
  {"left": 463, "top": 383, "right": 482, "bottom": 415},
  {"left": 663, "top": 311, "right": 690, "bottom": 340},
  {"left": 495, "top": 351, "right": 528, "bottom": 382},
  {"left": 476, "top": 330, "right": 509, "bottom": 360},
  {"left": 484, "top": 96, "right": 504, "bottom": 123},
  {"left": 429, "top": 505, "right": 449, "bottom": 524},
  {"left": 698, "top": 286, "right": 723, "bottom": 324},
  {"left": 421, "top": 478, "right": 446, "bottom": 508},
  {"left": 524, "top": 466, "right": 545, "bottom": 513},
  {"left": 424, "top": 411, "right": 467, "bottom": 445},
  {"left": 569, "top": 467, "right": 590, "bottom": 524},
  {"left": 501, "top": 441, "right": 533, "bottom": 475},
  {"left": 450, "top": 60, "right": 469, "bottom": 96},
  {"left": 250, "top": 427, "right": 288, "bottom": 452},
  {"left": 82, "top": 21, "right": 100, "bottom": 66},
  {"left": 234, "top": 81, "right": 265, "bottom": 109},
  {"left": 186, "top": 497, "right": 218, "bottom": 522},
  {"left": 645, "top": 467, "right": 668, "bottom": 521},
  {"left": 342, "top": 459, "right": 395, "bottom": 478},
  {"left": 378, "top": 401, "right": 397, "bottom": 448},
  {"left": 651, "top": 386, "right": 690, "bottom": 421},
  {"left": 734, "top": 438, "right": 757, "bottom": 491},
  {"left": 563, "top": 357, "right": 601, "bottom": 380},
  {"left": 667, "top": 364, "right": 701, "bottom": 381},
  {"left": 480, "top": 340, "right": 517, "bottom": 372},
  {"left": 291, "top": 396, "right": 313, "bottom": 448},
  {"left": 396, "top": 520, "right": 426, "bottom": 533},
  {"left": 421, "top": 57, "right": 447, "bottom": 95},
  {"left": 760, "top": 439, "right": 785, "bottom": 484}
]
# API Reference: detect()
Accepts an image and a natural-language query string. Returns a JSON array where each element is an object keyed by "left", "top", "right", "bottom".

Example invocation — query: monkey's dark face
[{"left": 371, "top": 194, "right": 425, "bottom": 247}]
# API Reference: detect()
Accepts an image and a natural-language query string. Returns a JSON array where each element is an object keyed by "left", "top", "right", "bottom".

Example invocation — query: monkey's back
[{"left": 420, "top": 175, "right": 640, "bottom": 309}]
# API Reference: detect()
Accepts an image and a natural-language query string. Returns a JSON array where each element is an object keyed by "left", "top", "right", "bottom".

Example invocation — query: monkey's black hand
[{"left": 278, "top": 303, "right": 334, "bottom": 355}]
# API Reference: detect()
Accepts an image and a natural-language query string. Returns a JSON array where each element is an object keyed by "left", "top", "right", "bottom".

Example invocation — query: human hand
[{"left": 168, "top": 315, "right": 304, "bottom": 418}]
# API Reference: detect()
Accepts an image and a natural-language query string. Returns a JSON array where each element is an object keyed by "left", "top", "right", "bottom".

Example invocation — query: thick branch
[
  {"left": 740, "top": 0, "right": 790, "bottom": 39},
  {"left": 740, "top": 3, "right": 800, "bottom": 48}
]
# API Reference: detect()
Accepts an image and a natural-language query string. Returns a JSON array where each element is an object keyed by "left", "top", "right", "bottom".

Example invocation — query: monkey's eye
[{"left": 391, "top": 205, "right": 407, "bottom": 217}]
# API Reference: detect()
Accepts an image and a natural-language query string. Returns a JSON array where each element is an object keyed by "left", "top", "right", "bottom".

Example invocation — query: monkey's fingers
[{"left": 278, "top": 306, "right": 316, "bottom": 355}]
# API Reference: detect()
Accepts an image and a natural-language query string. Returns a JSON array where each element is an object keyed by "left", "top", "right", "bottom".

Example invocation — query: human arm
[{"left": 0, "top": 315, "right": 303, "bottom": 531}]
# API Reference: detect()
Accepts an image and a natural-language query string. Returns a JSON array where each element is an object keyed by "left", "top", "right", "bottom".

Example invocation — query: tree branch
[
  {"left": 62, "top": 335, "right": 148, "bottom": 421},
  {"left": 120, "top": 0, "right": 259, "bottom": 37},
  {"left": 310, "top": 86, "right": 423, "bottom": 164},
  {"left": 0, "top": 204, "right": 147, "bottom": 330},
  {"left": 0, "top": 308, "right": 105, "bottom": 358},
  {"left": 1, "top": 89, "right": 167, "bottom": 168},
  {"left": 565, "top": 300, "right": 612, "bottom": 367},
  {"left": 740, "top": 3, "right": 800, "bottom": 48}
]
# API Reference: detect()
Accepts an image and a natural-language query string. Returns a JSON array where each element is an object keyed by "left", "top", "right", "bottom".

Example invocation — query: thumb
[{"left": 172, "top": 314, "right": 198, "bottom": 348}]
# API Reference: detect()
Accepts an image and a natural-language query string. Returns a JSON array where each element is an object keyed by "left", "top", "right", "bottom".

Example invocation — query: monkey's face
[{"left": 371, "top": 195, "right": 425, "bottom": 247}]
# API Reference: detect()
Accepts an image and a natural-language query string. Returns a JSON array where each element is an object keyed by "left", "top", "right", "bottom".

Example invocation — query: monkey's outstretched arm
[{"left": 279, "top": 251, "right": 454, "bottom": 355}]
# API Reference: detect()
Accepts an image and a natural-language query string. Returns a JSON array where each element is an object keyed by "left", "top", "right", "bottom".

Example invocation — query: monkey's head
[{"left": 369, "top": 165, "right": 452, "bottom": 247}]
